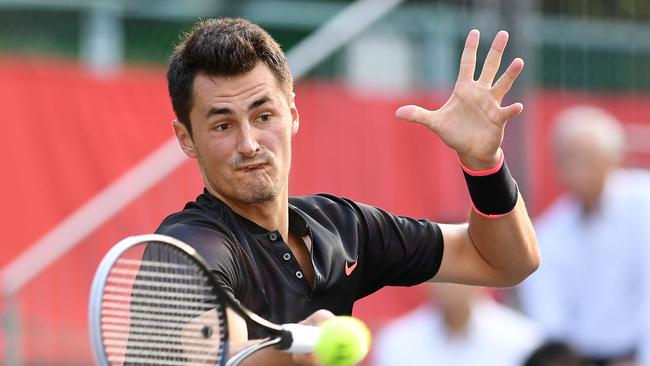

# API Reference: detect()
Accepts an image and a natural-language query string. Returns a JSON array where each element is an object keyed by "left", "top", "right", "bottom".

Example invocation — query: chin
[
  {"left": 243, "top": 192, "right": 276, "bottom": 203},
  {"left": 239, "top": 184, "right": 281, "bottom": 204}
]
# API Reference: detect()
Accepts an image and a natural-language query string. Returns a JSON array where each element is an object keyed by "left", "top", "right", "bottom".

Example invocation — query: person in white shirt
[
  {"left": 518, "top": 105, "right": 650, "bottom": 366},
  {"left": 373, "top": 283, "right": 542, "bottom": 366}
]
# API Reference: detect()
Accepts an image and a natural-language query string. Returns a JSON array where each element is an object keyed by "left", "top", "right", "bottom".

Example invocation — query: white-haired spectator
[
  {"left": 519, "top": 105, "right": 650, "bottom": 366},
  {"left": 373, "top": 283, "right": 543, "bottom": 366}
]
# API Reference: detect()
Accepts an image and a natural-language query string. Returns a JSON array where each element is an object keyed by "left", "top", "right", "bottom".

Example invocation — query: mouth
[{"left": 238, "top": 163, "right": 268, "bottom": 172}]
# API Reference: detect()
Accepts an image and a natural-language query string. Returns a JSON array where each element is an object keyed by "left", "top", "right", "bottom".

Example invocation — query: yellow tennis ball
[{"left": 314, "top": 316, "right": 371, "bottom": 366}]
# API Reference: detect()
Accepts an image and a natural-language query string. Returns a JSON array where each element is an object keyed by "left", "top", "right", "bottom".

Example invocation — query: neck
[
  {"left": 579, "top": 190, "right": 603, "bottom": 217},
  {"left": 581, "top": 200, "right": 599, "bottom": 216},
  {"left": 208, "top": 187, "right": 290, "bottom": 239},
  {"left": 442, "top": 306, "right": 471, "bottom": 336}
]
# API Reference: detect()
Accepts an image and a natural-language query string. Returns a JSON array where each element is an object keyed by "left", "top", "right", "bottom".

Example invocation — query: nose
[{"left": 236, "top": 121, "right": 260, "bottom": 157}]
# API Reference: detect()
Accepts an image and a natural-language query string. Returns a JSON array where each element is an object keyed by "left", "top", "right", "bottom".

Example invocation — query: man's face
[
  {"left": 555, "top": 134, "right": 613, "bottom": 207},
  {"left": 174, "top": 63, "right": 298, "bottom": 207}
]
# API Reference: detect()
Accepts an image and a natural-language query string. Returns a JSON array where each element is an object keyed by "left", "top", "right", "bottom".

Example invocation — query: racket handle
[{"left": 281, "top": 323, "right": 323, "bottom": 353}]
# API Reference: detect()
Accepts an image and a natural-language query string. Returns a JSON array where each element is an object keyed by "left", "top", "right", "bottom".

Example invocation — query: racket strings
[{"left": 100, "top": 242, "right": 226, "bottom": 365}]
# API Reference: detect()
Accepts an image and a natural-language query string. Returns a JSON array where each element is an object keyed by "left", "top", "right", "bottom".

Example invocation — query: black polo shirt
[{"left": 155, "top": 189, "right": 444, "bottom": 326}]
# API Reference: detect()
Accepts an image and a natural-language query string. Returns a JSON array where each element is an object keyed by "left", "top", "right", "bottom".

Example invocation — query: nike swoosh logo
[{"left": 344, "top": 255, "right": 359, "bottom": 276}]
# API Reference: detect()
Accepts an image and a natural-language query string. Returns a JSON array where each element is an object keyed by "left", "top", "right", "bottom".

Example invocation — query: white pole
[{"left": 288, "top": 0, "right": 405, "bottom": 78}]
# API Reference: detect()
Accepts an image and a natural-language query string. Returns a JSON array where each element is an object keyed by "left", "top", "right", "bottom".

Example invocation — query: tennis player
[{"left": 159, "top": 18, "right": 539, "bottom": 366}]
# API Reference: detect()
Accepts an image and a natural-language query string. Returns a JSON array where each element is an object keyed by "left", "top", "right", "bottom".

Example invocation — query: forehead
[
  {"left": 191, "top": 63, "right": 286, "bottom": 110},
  {"left": 556, "top": 131, "right": 600, "bottom": 154}
]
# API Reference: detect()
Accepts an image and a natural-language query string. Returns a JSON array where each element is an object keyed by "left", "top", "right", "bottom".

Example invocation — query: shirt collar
[{"left": 201, "top": 188, "right": 310, "bottom": 236}]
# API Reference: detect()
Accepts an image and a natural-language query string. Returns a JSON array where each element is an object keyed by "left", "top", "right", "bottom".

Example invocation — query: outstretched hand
[{"left": 396, "top": 30, "right": 524, "bottom": 170}]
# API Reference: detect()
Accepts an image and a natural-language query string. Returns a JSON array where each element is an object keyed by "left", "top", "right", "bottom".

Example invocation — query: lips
[{"left": 237, "top": 162, "right": 268, "bottom": 172}]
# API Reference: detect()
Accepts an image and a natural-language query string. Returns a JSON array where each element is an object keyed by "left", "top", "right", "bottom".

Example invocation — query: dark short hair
[
  {"left": 523, "top": 341, "right": 581, "bottom": 366},
  {"left": 167, "top": 18, "right": 293, "bottom": 135}
]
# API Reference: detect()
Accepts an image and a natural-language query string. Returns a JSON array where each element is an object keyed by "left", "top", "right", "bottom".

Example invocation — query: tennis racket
[{"left": 89, "top": 234, "right": 328, "bottom": 366}]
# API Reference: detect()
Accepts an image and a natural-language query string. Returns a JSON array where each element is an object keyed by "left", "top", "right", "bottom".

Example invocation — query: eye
[
  {"left": 256, "top": 114, "right": 272, "bottom": 122},
  {"left": 214, "top": 123, "right": 230, "bottom": 132}
]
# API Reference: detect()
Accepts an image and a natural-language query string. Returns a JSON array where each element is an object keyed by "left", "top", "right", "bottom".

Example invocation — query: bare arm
[
  {"left": 396, "top": 30, "right": 539, "bottom": 287},
  {"left": 435, "top": 194, "right": 538, "bottom": 287}
]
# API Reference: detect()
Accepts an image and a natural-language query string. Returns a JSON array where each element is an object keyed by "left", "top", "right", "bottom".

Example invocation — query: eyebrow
[{"left": 205, "top": 97, "right": 271, "bottom": 119}]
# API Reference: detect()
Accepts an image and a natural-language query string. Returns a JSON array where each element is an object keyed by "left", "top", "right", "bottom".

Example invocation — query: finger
[
  {"left": 457, "top": 29, "right": 480, "bottom": 82},
  {"left": 395, "top": 105, "right": 434, "bottom": 126},
  {"left": 492, "top": 58, "right": 524, "bottom": 102},
  {"left": 478, "top": 30, "right": 509, "bottom": 85},
  {"left": 499, "top": 102, "right": 524, "bottom": 124}
]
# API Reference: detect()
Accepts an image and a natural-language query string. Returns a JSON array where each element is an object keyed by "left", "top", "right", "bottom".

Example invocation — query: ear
[
  {"left": 172, "top": 120, "right": 197, "bottom": 158},
  {"left": 290, "top": 102, "right": 300, "bottom": 136}
]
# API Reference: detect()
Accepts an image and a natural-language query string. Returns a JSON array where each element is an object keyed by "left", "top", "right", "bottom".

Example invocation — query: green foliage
[
  {"left": 1, "top": 3, "right": 650, "bottom": 90},
  {"left": 0, "top": 9, "right": 80, "bottom": 58},
  {"left": 541, "top": 0, "right": 650, "bottom": 22},
  {"left": 540, "top": 45, "right": 650, "bottom": 91}
]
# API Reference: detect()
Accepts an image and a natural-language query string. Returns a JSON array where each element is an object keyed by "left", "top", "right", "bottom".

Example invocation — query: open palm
[{"left": 396, "top": 30, "right": 524, "bottom": 170}]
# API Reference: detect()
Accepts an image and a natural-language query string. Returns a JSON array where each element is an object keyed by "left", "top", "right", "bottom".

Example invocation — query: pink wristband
[
  {"left": 459, "top": 148, "right": 504, "bottom": 177},
  {"left": 459, "top": 148, "right": 518, "bottom": 218}
]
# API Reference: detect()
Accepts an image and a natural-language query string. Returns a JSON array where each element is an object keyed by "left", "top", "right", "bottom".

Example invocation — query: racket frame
[{"left": 89, "top": 234, "right": 295, "bottom": 366}]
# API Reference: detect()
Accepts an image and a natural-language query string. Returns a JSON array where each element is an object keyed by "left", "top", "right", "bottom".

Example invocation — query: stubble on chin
[{"left": 239, "top": 176, "right": 281, "bottom": 203}]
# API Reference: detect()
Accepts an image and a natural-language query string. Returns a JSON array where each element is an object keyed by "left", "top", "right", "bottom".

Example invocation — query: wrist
[
  {"left": 461, "top": 149, "right": 518, "bottom": 218},
  {"left": 458, "top": 149, "right": 502, "bottom": 173}
]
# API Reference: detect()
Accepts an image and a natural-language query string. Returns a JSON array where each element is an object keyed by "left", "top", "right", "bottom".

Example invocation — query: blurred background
[{"left": 1, "top": 0, "right": 650, "bottom": 365}]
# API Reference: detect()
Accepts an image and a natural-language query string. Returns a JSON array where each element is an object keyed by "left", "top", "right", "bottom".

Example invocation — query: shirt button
[
  {"left": 295, "top": 271, "right": 303, "bottom": 279},
  {"left": 269, "top": 233, "right": 278, "bottom": 241},
  {"left": 283, "top": 253, "right": 291, "bottom": 261}
]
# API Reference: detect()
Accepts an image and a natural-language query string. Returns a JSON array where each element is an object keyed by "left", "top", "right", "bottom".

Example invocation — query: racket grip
[{"left": 281, "top": 323, "right": 323, "bottom": 353}]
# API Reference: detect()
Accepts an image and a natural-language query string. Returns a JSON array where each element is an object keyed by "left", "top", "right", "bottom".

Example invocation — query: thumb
[
  {"left": 500, "top": 102, "right": 524, "bottom": 124},
  {"left": 395, "top": 105, "right": 432, "bottom": 125}
]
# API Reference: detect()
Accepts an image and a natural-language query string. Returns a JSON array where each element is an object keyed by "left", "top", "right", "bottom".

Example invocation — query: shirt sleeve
[{"left": 351, "top": 201, "right": 444, "bottom": 298}]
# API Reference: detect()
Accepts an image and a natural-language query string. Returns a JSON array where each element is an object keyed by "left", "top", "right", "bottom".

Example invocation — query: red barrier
[{"left": 1, "top": 58, "right": 649, "bottom": 363}]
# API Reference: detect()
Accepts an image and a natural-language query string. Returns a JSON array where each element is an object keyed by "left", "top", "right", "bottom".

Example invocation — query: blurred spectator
[
  {"left": 373, "top": 283, "right": 542, "bottom": 366},
  {"left": 524, "top": 340, "right": 582, "bottom": 366},
  {"left": 518, "top": 105, "right": 650, "bottom": 366}
]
